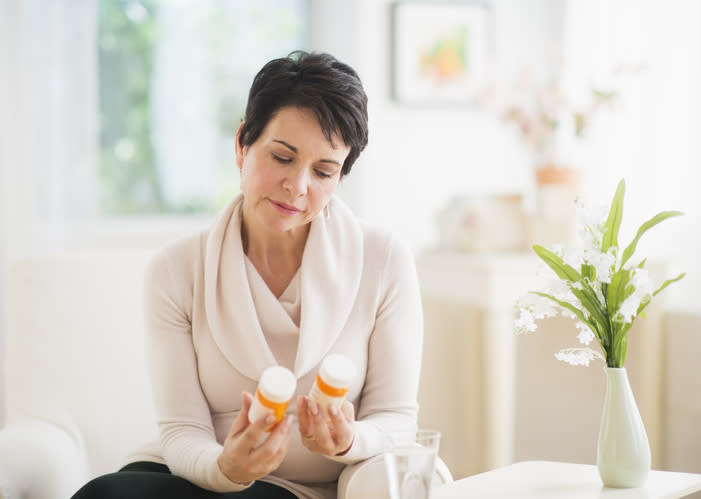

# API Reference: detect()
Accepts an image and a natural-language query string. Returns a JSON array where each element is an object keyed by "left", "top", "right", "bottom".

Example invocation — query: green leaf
[
  {"left": 636, "top": 294, "right": 652, "bottom": 316},
  {"left": 602, "top": 179, "right": 626, "bottom": 252},
  {"left": 611, "top": 334, "right": 628, "bottom": 367},
  {"left": 532, "top": 245, "right": 582, "bottom": 282},
  {"left": 653, "top": 272, "right": 686, "bottom": 297},
  {"left": 612, "top": 319, "right": 631, "bottom": 346},
  {"left": 581, "top": 263, "right": 595, "bottom": 281},
  {"left": 635, "top": 273, "right": 685, "bottom": 318},
  {"left": 532, "top": 291, "right": 602, "bottom": 342},
  {"left": 530, "top": 246, "right": 609, "bottom": 336},
  {"left": 606, "top": 269, "right": 630, "bottom": 318},
  {"left": 620, "top": 211, "right": 685, "bottom": 267},
  {"left": 570, "top": 285, "right": 609, "bottom": 336}
]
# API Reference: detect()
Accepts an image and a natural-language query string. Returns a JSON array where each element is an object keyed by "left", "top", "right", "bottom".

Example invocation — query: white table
[{"left": 434, "top": 461, "right": 701, "bottom": 498}]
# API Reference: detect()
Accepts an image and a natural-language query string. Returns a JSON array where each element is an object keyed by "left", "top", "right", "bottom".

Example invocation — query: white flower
[
  {"left": 551, "top": 244, "right": 564, "bottom": 258},
  {"left": 615, "top": 267, "right": 653, "bottom": 324},
  {"left": 547, "top": 243, "right": 584, "bottom": 271},
  {"left": 561, "top": 309, "right": 578, "bottom": 320},
  {"left": 562, "top": 247, "right": 585, "bottom": 270},
  {"left": 576, "top": 198, "right": 608, "bottom": 248},
  {"left": 514, "top": 308, "right": 538, "bottom": 335},
  {"left": 577, "top": 199, "right": 608, "bottom": 229},
  {"left": 631, "top": 267, "right": 653, "bottom": 295},
  {"left": 578, "top": 223, "right": 601, "bottom": 251},
  {"left": 582, "top": 247, "right": 617, "bottom": 284},
  {"left": 514, "top": 294, "right": 559, "bottom": 334},
  {"left": 555, "top": 347, "right": 605, "bottom": 366},
  {"left": 518, "top": 294, "right": 559, "bottom": 318},
  {"left": 592, "top": 280, "right": 606, "bottom": 304},
  {"left": 576, "top": 322, "right": 595, "bottom": 345},
  {"left": 547, "top": 279, "right": 579, "bottom": 307},
  {"left": 617, "top": 297, "right": 639, "bottom": 324}
]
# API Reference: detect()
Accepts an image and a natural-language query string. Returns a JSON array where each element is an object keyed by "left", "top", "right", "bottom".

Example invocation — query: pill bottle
[
  {"left": 248, "top": 365, "right": 296, "bottom": 430},
  {"left": 309, "top": 354, "right": 356, "bottom": 411}
]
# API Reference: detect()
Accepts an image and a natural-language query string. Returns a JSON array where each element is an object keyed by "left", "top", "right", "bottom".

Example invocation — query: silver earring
[{"left": 324, "top": 204, "right": 330, "bottom": 219}]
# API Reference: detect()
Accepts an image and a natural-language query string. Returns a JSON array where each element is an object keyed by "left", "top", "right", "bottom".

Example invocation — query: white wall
[
  {"left": 311, "top": 0, "right": 700, "bottom": 314},
  {"left": 313, "top": 0, "right": 565, "bottom": 250},
  {"left": 562, "top": 0, "right": 701, "bottom": 314}
]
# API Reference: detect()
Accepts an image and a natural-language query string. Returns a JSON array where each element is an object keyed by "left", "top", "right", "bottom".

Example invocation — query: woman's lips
[{"left": 270, "top": 199, "right": 301, "bottom": 215}]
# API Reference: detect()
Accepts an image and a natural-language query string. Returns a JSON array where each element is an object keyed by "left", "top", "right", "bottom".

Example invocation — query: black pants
[{"left": 71, "top": 461, "right": 297, "bottom": 499}]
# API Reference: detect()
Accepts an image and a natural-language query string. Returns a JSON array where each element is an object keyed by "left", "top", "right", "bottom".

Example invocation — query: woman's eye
[
  {"left": 315, "top": 169, "right": 332, "bottom": 179},
  {"left": 272, "top": 153, "right": 292, "bottom": 164}
]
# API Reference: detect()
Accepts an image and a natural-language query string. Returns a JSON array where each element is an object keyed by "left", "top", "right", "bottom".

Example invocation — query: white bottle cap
[
  {"left": 258, "top": 366, "right": 296, "bottom": 403},
  {"left": 320, "top": 354, "right": 356, "bottom": 389}
]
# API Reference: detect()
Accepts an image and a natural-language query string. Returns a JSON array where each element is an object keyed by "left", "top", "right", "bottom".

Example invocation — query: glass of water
[{"left": 384, "top": 429, "right": 441, "bottom": 499}]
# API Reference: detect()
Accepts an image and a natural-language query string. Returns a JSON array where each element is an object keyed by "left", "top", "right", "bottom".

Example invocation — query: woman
[{"left": 72, "top": 51, "right": 423, "bottom": 499}]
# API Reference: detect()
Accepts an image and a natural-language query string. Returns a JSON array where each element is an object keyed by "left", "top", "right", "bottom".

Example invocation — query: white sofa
[
  {"left": 0, "top": 249, "right": 451, "bottom": 499},
  {"left": 0, "top": 250, "right": 159, "bottom": 499}
]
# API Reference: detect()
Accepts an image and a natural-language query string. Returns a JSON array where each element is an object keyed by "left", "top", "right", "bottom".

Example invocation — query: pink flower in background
[{"left": 474, "top": 61, "right": 644, "bottom": 165}]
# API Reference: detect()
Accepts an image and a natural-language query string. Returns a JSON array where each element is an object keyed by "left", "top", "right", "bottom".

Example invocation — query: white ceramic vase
[{"left": 597, "top": 367, "right": 651, "bottom": 488}]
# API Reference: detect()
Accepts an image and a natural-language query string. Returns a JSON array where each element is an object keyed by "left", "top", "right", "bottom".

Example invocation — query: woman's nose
[{"left": 284, "top": 167, "right": 308, "bottom": 196}]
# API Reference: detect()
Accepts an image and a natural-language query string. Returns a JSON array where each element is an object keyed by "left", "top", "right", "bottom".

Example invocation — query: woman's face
[{"left": 236, "top": 106, "right": 350, "bottom": 236}]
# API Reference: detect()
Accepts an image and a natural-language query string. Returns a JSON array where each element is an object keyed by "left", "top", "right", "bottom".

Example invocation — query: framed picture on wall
[{"left": 391, "top": 1, "right": 491, "bottom": 105}]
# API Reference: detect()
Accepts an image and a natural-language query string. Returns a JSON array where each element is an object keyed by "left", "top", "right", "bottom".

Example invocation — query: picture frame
[{"left": 391, "top": 1, "right": 491, "bottom": 105}]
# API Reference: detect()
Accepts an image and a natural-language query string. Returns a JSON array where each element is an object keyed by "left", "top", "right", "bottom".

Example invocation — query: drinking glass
[{"left": 384, "top": 429, "right": 441, "bottom": 499}]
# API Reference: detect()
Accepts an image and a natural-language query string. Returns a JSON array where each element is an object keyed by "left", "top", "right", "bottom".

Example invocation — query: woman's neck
[{"left": 240, "top": 208, "right": 309, "bottom": 296}]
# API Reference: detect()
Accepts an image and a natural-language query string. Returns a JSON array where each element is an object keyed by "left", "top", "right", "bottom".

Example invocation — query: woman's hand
[
  {"left": 296, "top": 395, "right": 355, "bottom": 456},
  {"left": 217, "top": 391, "right": 292, "bottom": 485}
]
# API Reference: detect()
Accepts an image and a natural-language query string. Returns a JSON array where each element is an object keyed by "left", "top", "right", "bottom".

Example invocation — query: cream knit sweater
[{"left": 126, "top": 194, "right": 423, "bottom": 498}]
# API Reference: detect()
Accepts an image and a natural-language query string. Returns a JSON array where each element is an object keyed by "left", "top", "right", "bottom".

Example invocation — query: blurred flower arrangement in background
[{"left": 474, "top": 61, "right": 645, "bottom": 167}]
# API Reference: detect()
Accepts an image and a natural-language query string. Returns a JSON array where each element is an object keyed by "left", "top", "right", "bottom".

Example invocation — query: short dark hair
[{"left": 238, "top": 51, "right": 368, "bottom": 177}]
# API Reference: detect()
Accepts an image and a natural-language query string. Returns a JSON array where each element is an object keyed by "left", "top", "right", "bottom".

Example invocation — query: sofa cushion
[{"left": 0, "top": 419, "right": 88, "bottom": 499}]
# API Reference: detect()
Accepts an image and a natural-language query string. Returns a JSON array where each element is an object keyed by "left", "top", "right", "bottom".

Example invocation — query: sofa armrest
[
  {"left": 337, "top": 453, "right": 453, "bottom": 499},
  {"left": 0, "top": 420, "right": 89, "bottom": 499}
]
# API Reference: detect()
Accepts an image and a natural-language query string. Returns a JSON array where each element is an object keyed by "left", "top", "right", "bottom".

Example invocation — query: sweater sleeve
[
  {"left": 143, "top": 243, "right": 249, "bottom": 493},
  {"left": 329, "top": 233, "right": 423, "bottom": 464}
]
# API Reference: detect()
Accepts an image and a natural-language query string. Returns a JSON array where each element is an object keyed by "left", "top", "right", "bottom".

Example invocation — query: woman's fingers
[
  {"left": 328, "top": 403, "right": 354, "bottom": 455},
  {"left": 250, "top": 415, "right": 292, "bottom": 465},
  {"left": 298, "top": 396, "right": 355, "bottom": 456},
  {"left": 339, "top": 399, "right": 355, "bottom": 421},
  {"left": 219, "top": 392, "right": 291, "bottom": 484},
  {"left": 223, "top": 393, "right": 356, "bottom": 479},
  {"left": 310, "top": 400, "right": 333, "bottom": 448},
  {"left": 238, "top": 412, "right": 277, "bottom": 451},
  {"left": 295, "top": 395, "right": 311, "bottom": 435},
  {"left": 227, "top": 391, "right": 254, "bottom": 438}
]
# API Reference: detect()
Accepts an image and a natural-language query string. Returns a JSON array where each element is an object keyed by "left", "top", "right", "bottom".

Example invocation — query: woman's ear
[{"left": 234, "top": 121, "right": 246, "bottom": 169}]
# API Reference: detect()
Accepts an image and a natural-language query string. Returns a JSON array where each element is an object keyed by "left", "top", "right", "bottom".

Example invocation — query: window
[{"left": 98, "top": 0, "right": 308, "bottom": 216}]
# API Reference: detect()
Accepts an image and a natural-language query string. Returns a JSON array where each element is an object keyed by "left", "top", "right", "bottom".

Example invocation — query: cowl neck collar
[{"left": 203, "top": 194, "right": 363, "bottom": 381}]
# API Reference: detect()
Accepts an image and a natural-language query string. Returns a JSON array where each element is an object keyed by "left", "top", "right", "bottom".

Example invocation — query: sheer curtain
[
  {"left": 562, "top": 0, "right": 701, "bottom": 312},
  {"left": 0, "top": 0, "right": 97, "bottom": 255},
  {"left": 0, "top": 0, "right": 97, "bottom": 424},
  {"left": 0, "top": 0, "right": 310, "bottom": 424}
]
